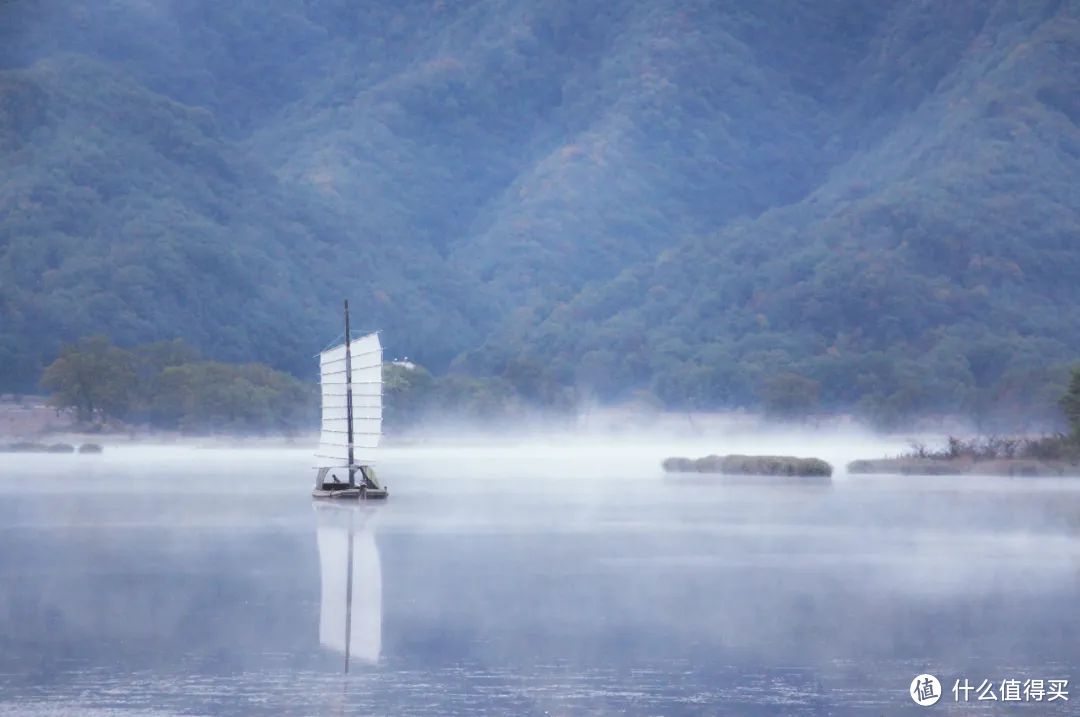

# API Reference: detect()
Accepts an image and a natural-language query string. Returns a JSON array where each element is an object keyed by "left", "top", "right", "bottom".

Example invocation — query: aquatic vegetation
[
  {"left": 662, "top": 454, "right": 833, "bottom": 478},
  {"left": 848, "top": 435, "right": 1080, "bottom": 476},
  {"left": 0, "top": 442, "right": 78, "bottom": 453}
]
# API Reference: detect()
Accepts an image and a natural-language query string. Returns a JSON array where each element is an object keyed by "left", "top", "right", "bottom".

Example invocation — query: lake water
[{"left": 1, "top": 435, "right": 1079, "bottom": 716}]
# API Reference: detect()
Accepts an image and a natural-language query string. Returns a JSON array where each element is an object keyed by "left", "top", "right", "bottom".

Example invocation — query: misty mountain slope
[
  {"left": 446, "top": 1, "right": 845, "bottom": 301},
  {"left": 0, "top": 0, "right": 482, "bottom": 133},
  {"left": 0, "top": 56, "right": 484, "bottom": 386},
  {"left": 0, "top": 0, "right": 1078, "bottom": 425},
  {"left": 497, "top": 0, "right": 1080, "bottom": 423},
  {"left": 447, "top": 0, "right": 1022, "bottom": 307},
  {"left": 251, "top": 1, "right": 918, "bottom": 310},
  {"left": 249, "top": 1, "right": 633, "bottom": 268}
]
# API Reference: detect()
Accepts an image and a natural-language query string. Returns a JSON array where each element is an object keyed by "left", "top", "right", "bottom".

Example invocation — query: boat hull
[{"left": 312, "top": 486, "right": 389, "bottom": 500}]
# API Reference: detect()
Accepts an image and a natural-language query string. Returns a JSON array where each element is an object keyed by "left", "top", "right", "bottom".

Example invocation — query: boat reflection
[{"left": 314, "top": 502, "right": 382, "bottom": 671}]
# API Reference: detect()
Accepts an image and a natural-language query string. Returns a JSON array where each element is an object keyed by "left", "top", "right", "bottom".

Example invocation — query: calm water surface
[{"left": 1, "top": 440, "right": 1078, "bottom": 716}]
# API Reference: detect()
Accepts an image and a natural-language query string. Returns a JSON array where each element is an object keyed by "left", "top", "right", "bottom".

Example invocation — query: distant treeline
[
  {"left": 36, "top": 336, "right": 573, "bottom": 434},
  {"left": 40, "top": 336, "right": 315, "bottom": 433},
  {"left": 34, "top": 335, "right": 1080, "bottom": 435},
  {"left": 384, "top": 359, "right": 575, "bottom": 428}
]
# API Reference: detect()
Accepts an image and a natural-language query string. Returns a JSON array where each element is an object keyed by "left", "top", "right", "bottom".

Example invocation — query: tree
[
  {"left": 1060, "top": 366, "right": 1080, "bottom": 439},
  {"left": 502, "top": 356, "right": 571, "bottom": 408},
  {"left": 39, "top": 336, "right": 137, "bottom": 423},
  {"left": 39, "top": 335, "right": 314, "bottom": 433},
  {"left": 761, "top": 372, "right": 821, "bottom": 419},
  {"left": 383, "top": 362, "right": 434, "bottom": 427},
  {"left": 148, "top": 361, "right": 315, "bottom": 433},
  {"left": 135, "top": 339, "right": 201, "bottom": 375}
]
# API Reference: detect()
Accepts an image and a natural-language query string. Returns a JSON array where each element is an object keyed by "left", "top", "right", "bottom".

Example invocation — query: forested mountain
[{"left": 1, "top": 0, "right": 1078, "bottom": 426}]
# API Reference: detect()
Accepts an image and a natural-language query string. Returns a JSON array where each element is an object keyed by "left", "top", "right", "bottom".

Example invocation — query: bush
[{"left": 662, "top": 454, "right": 833, "bottom": 477}]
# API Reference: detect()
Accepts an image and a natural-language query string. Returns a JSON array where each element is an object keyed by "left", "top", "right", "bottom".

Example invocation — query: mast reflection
[{"left": 314, "top": 503, "right": 382, "bottom": 671}]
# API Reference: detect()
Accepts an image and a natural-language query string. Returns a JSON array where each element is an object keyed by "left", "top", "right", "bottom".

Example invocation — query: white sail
[
  {"left": 315, "top": 332, "right": 382, "bottom": 468},
  {"left": 315, "top": 504, "right": 382, "bottom": 665}
]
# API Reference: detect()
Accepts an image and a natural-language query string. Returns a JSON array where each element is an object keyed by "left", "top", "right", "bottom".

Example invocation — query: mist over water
[{"left": 1, "top": 429, "right": 1078, "bottom": 715}]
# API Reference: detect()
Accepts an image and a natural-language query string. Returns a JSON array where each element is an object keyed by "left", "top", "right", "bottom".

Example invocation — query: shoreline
[{"left": 847, "top": 456, "right": 1080, "bottom": 478}]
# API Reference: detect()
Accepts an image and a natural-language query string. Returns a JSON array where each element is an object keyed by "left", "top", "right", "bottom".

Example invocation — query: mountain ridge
[{"left": 1, "top": 0, "right": 1078, "bottom": 426}]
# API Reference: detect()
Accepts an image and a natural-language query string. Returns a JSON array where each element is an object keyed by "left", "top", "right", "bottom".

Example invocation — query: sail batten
[{"left": 315, "top": 332, "right": 382, "bottom": 469}]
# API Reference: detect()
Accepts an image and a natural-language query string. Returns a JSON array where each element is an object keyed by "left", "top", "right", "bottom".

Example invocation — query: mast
[
  {"left": 343, "top": 300, "right": 356, "bottom": 671},
  {"left": 344, "top": 299, "right": 355, "bottom": 487}
]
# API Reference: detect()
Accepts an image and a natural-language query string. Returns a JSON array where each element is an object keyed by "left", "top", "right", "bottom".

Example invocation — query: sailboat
[
  {"left": 314, "top": 502, "right": 382, "bottom": 670},
  {"left": 313, "top": 300, "right": 389, "bottom": 500}
]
